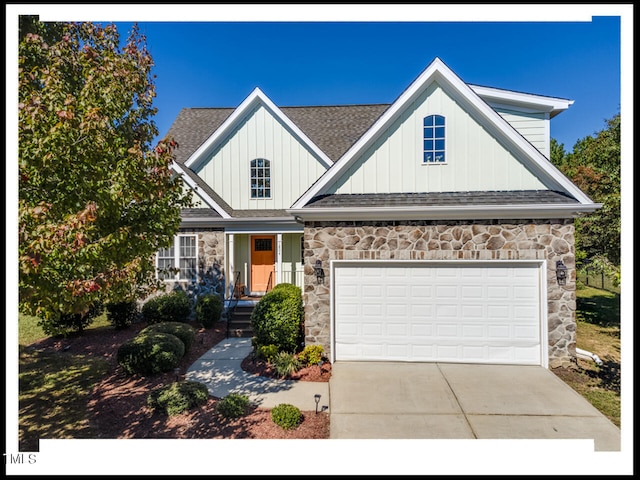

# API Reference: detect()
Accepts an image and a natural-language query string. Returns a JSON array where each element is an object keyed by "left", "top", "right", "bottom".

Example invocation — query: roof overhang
[
  {"left": 172, "top": 162, "right": 231, "bottom": 218},
  {"left": 180, "top": 215, "right": 303, "bottom": 232},
  {"left": 287, "top": 203, "right": 602, "bottom": 222},
  {"left": 470, "top": 84, "right": 574, "bottom": 118}
]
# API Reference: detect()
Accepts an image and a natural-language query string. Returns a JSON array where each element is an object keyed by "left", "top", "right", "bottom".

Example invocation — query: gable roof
[
  {"left": 167, "top": 104, "right": 388, "bottom": 165},
  {"left": 290, "top": 57, "right": 597, "bottom": 214},
  {"left": 182, "top": 87, "right": 337, "bottom": 172}
]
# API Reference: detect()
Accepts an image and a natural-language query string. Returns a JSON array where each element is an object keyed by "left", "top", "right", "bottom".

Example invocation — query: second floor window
[
  {"left": 423, "top": 115, "right": 446, "bottom": 163},
  {"left": 250, "top": 158, "right": 271, "bottom": 198}
]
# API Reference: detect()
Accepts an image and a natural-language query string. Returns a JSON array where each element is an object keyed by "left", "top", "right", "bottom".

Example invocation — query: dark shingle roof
[
  {"left": 305, "top": 191, "right": 579, "bottom": 208},
  {"left": 166, "top": 104, "right": 390, "bottom": 165},
  {"left": 166, "top": 108, "right": 234, "bottom": 165}
]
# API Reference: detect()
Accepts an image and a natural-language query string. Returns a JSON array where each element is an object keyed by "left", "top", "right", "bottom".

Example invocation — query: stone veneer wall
[{"left": 303, "top": 219, "right": 576, "bottom": 368}]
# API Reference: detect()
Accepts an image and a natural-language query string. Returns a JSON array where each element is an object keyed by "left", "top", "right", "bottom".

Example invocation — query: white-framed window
[
  {"left": 423, "top": 115, "right": 446, "bottom": 163},
  {"left": 156, "top": 234, "right": 198, "bottom": 281},
  {"left": 250, "top": 158, "right": 271, "bottom": 198}
]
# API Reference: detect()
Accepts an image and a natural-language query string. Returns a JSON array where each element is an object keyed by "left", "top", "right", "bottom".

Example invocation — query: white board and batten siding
[
  {"left": 493, "top": 107, "right": 549, "bottom": 158},
  {"left": 332, "top": 261, "right": 548, "bottom": 367},
  {"left": 195, "top": 104, "right": 328, "bottom": 211},
  {"left": 328, "top": 81, "right": 549, "bottom": 195}
]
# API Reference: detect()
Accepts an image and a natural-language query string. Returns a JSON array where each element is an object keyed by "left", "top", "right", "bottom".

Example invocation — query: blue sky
[
  {"left": 105, "top": 13, "right": 625, "bottom": 153},
  {"left": 5, "top": 4, "right": 634, "bottom": 476}
]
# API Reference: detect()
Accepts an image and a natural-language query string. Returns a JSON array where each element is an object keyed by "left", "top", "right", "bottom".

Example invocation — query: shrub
[
  {"left": 142, "top": 291, "right": 191, "bottom": 324},
  {"left": 272, "top": 351, "right": 301, "bottom": 378},
  {"left": 271, "top": 403, "right": 302, "bottom": 430},
  {"left": 255, "top": 344, "right": 280, "bottom": 363},
  {"left": 250, "top": 283, "right": 304, "bottom": 353},
  {"left": 38, "top": 303, "right": 103, "bottom": 337},
  {"left": 147, "top": 380, "right": 209, "bottom": 416},
  {"left": 298, "top": 345, "right": 324, "bottom": 366},
  {"left": 195, "top": 293, "right": 223, "bottom": 328},
  {"left": 140, "top": 322, "right": 196, "bottom": 352},
  {"left": 116, "top": 332, "right": 185, "bottom": 375},
  {"left": 216, "top": 393, "right": 250, "bottom": 419},
  {"left": 106, "top": 300, "right": 138, "bottom": 330}
]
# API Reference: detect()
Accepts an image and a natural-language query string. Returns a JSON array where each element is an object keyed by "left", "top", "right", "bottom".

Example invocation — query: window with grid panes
[
  {"left": 423, "top": 115, "right": 446, "bottom": 163},
  {"left": 250, "top": 158, "right": 271, "bottom": 198}
]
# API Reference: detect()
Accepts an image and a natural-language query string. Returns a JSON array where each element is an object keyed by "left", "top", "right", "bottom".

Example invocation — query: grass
[
  {"left": 18, "top": 311, "right": 112, "bottom": 451},
  {"left": 553, "top": 284, "right": 621, "bottom": 426},
  {"left": 19, "top": 311, "right": 111, "bottom": 346}
]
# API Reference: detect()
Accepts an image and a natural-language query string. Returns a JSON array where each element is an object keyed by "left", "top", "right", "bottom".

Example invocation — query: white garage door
[{"left": 333, "top": 261, "right": 544, "bottom": 365}]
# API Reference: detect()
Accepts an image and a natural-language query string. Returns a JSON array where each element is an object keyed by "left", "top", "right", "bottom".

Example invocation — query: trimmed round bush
[
  {"left": 216, "top": 393, "right": 250, "bottom": 419},
  {"left": 116, "top": 332, "right": 185, "bottom": 375},
  {"left": 250, "top": 283, "right": 304, "bottom": 353},
  {"left": 147, "top": 380, "right": 209, "bottom": 416},
  {"left": 142, "top": 291, "right": 191, "bottom": 324},
  {"left": 140, "top": 321, "right": 196, "bottom": 352},
  {"left": 106, "top": 300, "right": 138, "bottom": 330},
  {"left": 195, "top": 293, "right": 223, "bottom": 328},
  {"left": 271, "top": 403, "right": 302, "bottom": 430}
]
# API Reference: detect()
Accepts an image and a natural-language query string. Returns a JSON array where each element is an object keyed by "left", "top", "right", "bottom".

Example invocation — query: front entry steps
[{"left": 224, "top": 299, "right": 259, "bottom": 338}]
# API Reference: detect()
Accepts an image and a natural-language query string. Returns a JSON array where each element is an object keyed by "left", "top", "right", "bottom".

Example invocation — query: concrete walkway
[{"left": 185, "top": 337, "right": 330, "bottom": 411}]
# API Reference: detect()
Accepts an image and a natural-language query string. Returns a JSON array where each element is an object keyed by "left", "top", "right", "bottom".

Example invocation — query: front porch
[{"left": 225, "top": 231, "right": 304, "bottom": 298}]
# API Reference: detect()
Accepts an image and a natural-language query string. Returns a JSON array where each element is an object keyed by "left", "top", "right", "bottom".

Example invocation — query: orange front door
[{"left": 250, "top": 236, "right": 275, "bottom": 293}]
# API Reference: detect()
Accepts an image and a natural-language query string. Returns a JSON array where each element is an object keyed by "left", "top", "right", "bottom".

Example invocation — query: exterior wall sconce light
[
  {"left": 314, "top": 259, "right": 325, "bottom": 285},
  {"left": 556, "top": 260, "right": 567, "bottom": 286}
]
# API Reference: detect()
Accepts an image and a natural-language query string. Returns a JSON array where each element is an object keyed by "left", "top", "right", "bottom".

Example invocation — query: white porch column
[
  {"left": 276, "top": 233, "right": 283, "bottom": 286},
  {"left": 228, "top": 234, "right": 235, "bottom": 296}
]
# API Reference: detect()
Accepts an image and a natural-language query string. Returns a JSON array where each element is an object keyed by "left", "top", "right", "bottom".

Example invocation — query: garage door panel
[{"left": 334, "top": 263, "right": 542, "bottom": 365}]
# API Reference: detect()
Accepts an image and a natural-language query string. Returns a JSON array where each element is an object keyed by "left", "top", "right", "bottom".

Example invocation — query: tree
[
  {"left": 550, "top": 114, "right": 620, "bottom": 281},
  {"left": 18, "top": 19, "right": 191, "bottom": 330}
]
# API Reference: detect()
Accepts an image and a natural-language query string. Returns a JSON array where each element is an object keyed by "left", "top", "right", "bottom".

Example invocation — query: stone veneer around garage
[{"left": 302, "top": 219, "right": 576, "bottom": 368}]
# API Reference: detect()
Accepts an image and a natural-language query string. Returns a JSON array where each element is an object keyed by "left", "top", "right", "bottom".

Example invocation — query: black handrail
[{"left": 226, "top": 271, "right": 241, "bottom": 338}]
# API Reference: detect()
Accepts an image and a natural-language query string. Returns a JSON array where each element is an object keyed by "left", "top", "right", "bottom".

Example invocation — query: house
[{"left": 162, "top": 57, "right": 600, "bottom": 369}]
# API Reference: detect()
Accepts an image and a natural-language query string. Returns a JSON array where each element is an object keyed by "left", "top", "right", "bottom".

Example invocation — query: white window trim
[
  {"left": 156, "top": 234, "right": 199, "bottom": 282},
  {"left": 250, "top": 158, "right": 272, "bottom": 199},
  {"left": 422, "top": 114, "right": 447, "bottom": 165}
]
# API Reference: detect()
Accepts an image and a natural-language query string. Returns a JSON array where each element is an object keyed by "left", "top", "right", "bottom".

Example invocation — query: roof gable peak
[
  {"left": 291, "top": 57, "right": 592, "bottom": 208},
  {"left": 184, "top": 87, "right": 333, "bottom": 171}
]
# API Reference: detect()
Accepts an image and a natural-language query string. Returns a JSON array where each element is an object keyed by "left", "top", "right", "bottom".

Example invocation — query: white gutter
[
  {"left": 576, "top": 347, "right": 604, "bottom": 366},
  {"left": 287, "top": 203, "right": 602, "bottom": 221}
]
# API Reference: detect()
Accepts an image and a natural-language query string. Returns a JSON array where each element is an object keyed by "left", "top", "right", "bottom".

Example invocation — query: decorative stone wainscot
[{"left": 303, "top": 220, "right": 576, "bottom": 368}]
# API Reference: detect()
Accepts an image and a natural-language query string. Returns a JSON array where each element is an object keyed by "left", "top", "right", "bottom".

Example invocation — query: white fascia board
[
  {"left": 470, "top": 84, "right": 574, "bottom": 117},
  {"left": 287, "top": 203, "right": 602, "bottom": 221},
  {"left": 184, "top": 87, "right": 333, "bottom": 171},
  {"left": 180, "top": 216, "right": 302, "bottom": 232},
  {"left": 292, "top": 57, "right": 593, "bottom": 208},
  {"left": 171, "top": 162, "right": 231, "bottom": 218}
]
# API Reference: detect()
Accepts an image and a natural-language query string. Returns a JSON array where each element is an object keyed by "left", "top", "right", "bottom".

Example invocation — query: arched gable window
[
  {"left": 250, "top": 158, "right": 271, "bottom": 198},
  {"left": 423, "top": 115, "right": 446, "bottom": 163}
]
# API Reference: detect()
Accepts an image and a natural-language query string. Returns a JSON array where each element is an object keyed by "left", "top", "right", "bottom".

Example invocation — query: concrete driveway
[{"left": 328, "top": 362, "right": 620, "bottom": 451}]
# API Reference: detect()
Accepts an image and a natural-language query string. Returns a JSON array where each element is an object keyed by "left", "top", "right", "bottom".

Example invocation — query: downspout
[{"left": 576, "top": 347, "right": 604, "bottom": 366}]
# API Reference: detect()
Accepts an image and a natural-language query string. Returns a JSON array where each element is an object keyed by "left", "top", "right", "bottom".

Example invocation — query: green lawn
[{"left": 18, "top": 311, "right": 112, "bottom": 451}]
